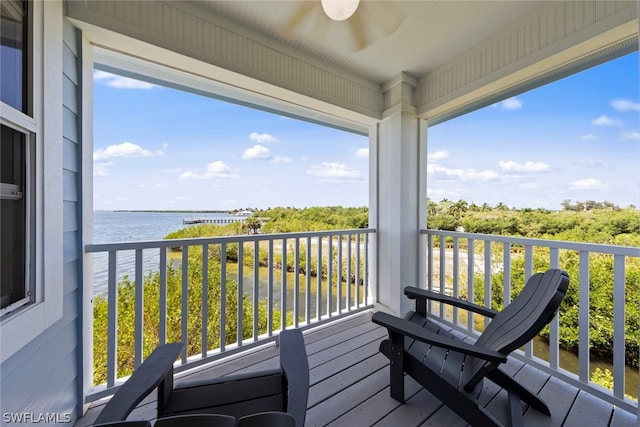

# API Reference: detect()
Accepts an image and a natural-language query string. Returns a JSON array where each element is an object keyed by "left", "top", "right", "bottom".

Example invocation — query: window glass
[
  {"left": 0, "top": 124, "right": 26, "bottom": 310},
  {"left": 0, "top": 0, "right": 26, "bottom": 112}
]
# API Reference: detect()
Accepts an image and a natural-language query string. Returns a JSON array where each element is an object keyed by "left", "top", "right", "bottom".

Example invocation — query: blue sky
[{"left": 93, "top": 51, "right": 639, "bottom": 211}]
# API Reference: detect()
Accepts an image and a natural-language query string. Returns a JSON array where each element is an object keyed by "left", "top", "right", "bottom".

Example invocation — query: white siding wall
[{"left": 0, "top": 18, "right": 82, "bottom": 426}]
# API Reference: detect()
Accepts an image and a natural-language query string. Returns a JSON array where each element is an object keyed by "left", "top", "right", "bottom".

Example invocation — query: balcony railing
[
  {"left": 85, "top": 228, "right": 374, "bottom": 401},
  {"left": 421, "top": 229, "right": 640, "bottom": 415}
]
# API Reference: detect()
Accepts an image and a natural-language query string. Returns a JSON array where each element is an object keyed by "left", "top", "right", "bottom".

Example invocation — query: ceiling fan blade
[
  {"left": 279, "top": 1, "right": 316, "bottom": 37},
  {"left": 349, "top": 11, "right": 368, "bottom": 51},
  {"left": 362, "top": 1, "right": 404, "bottom": 36}
]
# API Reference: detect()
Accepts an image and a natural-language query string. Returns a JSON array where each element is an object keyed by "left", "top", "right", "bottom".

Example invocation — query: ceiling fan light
[{"left": 321, "top": 0, "right": 359, "bottom": 21}]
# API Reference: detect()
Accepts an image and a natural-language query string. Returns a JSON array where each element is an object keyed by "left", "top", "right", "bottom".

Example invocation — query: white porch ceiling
[
  {"left": 67, "top": 0, "right": 637, "bottom": 127},
  {"left": 196, "top": 0, "right": 541, "bottom": 84}
]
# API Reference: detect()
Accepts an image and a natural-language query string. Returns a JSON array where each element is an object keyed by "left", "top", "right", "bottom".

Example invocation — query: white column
[{"left": 370, "top": 73, "right": 427, "bottom": 316}]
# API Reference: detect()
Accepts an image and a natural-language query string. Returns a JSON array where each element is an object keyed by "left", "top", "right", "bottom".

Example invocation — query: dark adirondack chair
[
  {"left": 372, "top": 268, "right": 569, "bottom": 427},
  {"left": 92, "top": 329, "right": 309, "bottom": 427}
]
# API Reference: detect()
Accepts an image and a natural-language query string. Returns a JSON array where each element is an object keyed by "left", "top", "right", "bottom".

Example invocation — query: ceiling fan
[{"left": 281, "top": 0, "right": 403, "bottom": 52}]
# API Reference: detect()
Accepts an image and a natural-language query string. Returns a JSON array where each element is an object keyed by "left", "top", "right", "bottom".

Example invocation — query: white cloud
[
  {"left": 94, "top": 142, "right": 163, "bottom": 161},
  {"left": 581, "top": 134, "right": 597, "bottom": 141},
  {"left": 592, "top": 115, "right": 623, "bottom": 126},
  {"left": 519, "top": 182, "right": 542, "bottom": 189},
  {"left": 307, "top": 162, "right": 362, "bottom": 182},
  {"left": 206, "top": 161, "right": 233, "bottom": 177},
  {"left": 611, "top": 99, "right": 640, "bottom": 112},
  {"left": 569, "top": 178, "right": 607, "bottom": 190},
  {"left": 93, "top": 70, "right": 157, "bottom": 90},
  {"left": 179, "top": 161, "right": 234, "bottom": 180},
  {"left": 427, "top": 163, "right": 499, "bottom": 181},
  {"left": 622, "top": 131, "right": 640, "bottom": 140},
  {"left": 249, "top": 132, "right": 278, "bottom": 144},
  {"left": 272, "top": 156, "right": 292, "bottom": 163},
  {"left": 427, "top": 150, "right": 449, "bottom": 161},
  {"left": 499, "top": 160, "right": 550, "bottom": 173},
  {"left": 242, "top": 144, "right": 271, "bottom": 160},
  {"left": 355, "top": 148, "right": 369, "bottom": 159},
  {"left": 495, "top": 97, "right": 523, "bottom": 110}
]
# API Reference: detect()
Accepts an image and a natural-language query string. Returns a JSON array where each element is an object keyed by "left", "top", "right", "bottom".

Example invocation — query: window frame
[
  {"left": 0, "top": 122, "right": 35, "bottom": 316},
  {"left": 1, "top": 0, "right": 35, "bottom": 316},
  {"left": 0, "top": 0, "right": 63, "bottom": 363}
]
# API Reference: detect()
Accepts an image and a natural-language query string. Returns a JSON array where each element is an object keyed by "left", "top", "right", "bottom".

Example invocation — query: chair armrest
[
  {"left": 404, "top": 287, "right": 498, "bottom": 318},
  {"left": 94, "top": 343, "right": 184, "bottom": 424},
  {"left": 278, "top": 329, "right": 309, "bottom": 427},
  {"left": 372, "top": 312, "right": 506, "bottom": 363}
]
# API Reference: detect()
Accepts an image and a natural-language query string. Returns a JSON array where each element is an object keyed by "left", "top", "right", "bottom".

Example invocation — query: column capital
[{"left": 382, "top": 72, "right": 418, "bottom": 118}]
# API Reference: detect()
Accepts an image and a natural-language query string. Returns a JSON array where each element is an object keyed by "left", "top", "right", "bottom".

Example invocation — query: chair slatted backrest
[{"left": 462, "top": 269, "right": 569, "bottom": 389}]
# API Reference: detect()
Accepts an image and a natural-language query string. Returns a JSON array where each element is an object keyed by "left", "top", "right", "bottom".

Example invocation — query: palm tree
[
  {"left": 243, "top": 217, "right": 262, "bottom": 234},
  {"left": 449, "top": 200, "right": 468, "bottom": 219}
]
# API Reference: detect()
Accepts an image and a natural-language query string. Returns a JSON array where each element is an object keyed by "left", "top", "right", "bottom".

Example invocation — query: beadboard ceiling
[{"left": 196, "top": 0, "right": 540, "bottom": 84}]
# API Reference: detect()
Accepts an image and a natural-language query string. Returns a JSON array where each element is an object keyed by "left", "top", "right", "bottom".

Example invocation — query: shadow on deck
[{"left": 76, "top": 311, "right": 636, "bottom": 426}]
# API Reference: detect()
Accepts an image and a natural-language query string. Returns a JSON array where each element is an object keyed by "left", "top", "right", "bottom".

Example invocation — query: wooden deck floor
[{"left": 77, "top": 310, "right": 637, "bottom": 427}]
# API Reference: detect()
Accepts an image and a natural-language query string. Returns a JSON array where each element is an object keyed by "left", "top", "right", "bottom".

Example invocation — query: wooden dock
[
  {"left": 182, "top": 216, "right": 269, "bottom": 225},
  {"left": 182, "top": 217, "right": 245, "bottom": 225}
]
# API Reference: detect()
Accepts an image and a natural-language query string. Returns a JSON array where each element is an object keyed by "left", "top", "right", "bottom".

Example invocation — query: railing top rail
[
  {"left": 86, "top": 228, "right": 376, "bottom": 253},
  {"left": 421, "top": 228, "right": 640, "bottom": 256}
]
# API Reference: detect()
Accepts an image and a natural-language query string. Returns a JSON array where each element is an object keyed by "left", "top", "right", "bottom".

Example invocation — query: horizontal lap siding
[{"left": 0, "top": 18, "right": 83, "bottom": 425}]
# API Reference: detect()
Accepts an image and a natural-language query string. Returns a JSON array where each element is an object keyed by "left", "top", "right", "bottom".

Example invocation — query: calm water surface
[{"left": 92, "top": 211, "right": 230, "bottom": 295}]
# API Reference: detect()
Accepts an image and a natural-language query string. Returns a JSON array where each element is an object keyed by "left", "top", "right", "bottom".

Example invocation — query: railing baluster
[
  {"left": 613, "top": 254, "right": 625, "bottom": 399},
  {"left": 159, "top": 247, "right": 167, "bottom": 346},
  {"left": 324, "top": 234, "right": 333, "bottom": 320},
  {"left": 202, "top": 244, "right": 209, "bottom": 358},
  {"left": 134, "top": 248, "right": 143, "bottom": 368},
  {"left": 106, "top": 250, "right": 118, "bottom": 388},
  {"left": 467, "top": 238, "right": 474, "bottom": 332},
  {"left": 524, "top": 245, "right": 533, "bottom": 278},
  {"left": 305, "top": 236, "right": 311, "bottom": 324},
  {"left": 427, "top": 234, "right": 434, "bottom": 313},
  {"left": 503, "top": 242, "right": 511, "bottom": 306},
  {"left": 281, "top": 238, "right": 287, "bottom": 331},
  {"left": 237, "top": 242, "right": 243, "bottom": 347},
  {"left": 316, "top": 236, "right": 322, "bottom": 321},
  {"left": 439, "top": 239, "right": 446, "bottom": 319},
  {"left": 236, "top": 242, "right": 244, "bottom": 347},
  {"left": 452, "top": 237, "right": 459, "bottom": 325},
  {"left": 181, "top": 246, "right": 189, "bottom": 363},
  {"left": 268, "top": 239, "right": 274, "bottom": 336},
  {"left": 337, "top": 234, "right": 343, "bottom": 315},
  {"left": 294, "top": 238, "right": 300, "bottom": 328},
  {"left": 253, "top": 240, "right": 259, "bottom": 342},
  {"left": 548, "top": 247, "right": 560, "bottom": 370},
  {"left": 578, "top": 251, "right": 590, "bottom": 383},
  {"left": 484, "top": 240, "right": 492, "bottom": 328},
  {"left": 220, "top": 243, "right": 227, "bottom": 352},
  {"left": 355, "top": 233, "right": 361, "bottom": 308},
  {"left": 364, "top": 232, "right": 369, "bottom": 306},
  {"left": 346, "top": 233, "right": 352, "bottom": 312},
  {"left": 524, "top": 245, "right": 533, "bottom": 358}
]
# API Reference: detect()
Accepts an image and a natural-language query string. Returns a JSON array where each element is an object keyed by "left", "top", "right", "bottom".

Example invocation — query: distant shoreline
[{"left": 111, "top": 210, "right": 232, "bottom": 213}]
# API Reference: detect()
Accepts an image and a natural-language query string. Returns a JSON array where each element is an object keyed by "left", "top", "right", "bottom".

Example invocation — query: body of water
[{"left": 92, "top": 211, "right": 232, "bottom": 295}]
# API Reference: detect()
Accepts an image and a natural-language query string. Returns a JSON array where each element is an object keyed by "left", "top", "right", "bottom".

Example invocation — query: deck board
[
  {"left": 76, "top": 310, "right": 638, "bottom": 427},
  {"left": 564, "top": 390, "right": 615, "bottom": 426}
]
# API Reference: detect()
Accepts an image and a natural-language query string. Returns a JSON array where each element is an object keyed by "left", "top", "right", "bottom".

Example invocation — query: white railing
[
  {"left": 86, "top": 229, "right": 374, "bottom": 400},
  {"left": 421, "top": 229, "right": 640, "bottom": 415}
]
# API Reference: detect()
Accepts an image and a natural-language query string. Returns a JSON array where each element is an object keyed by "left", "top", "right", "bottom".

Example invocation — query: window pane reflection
[{"left": 1, "top": 0, "right": 26, "bottom": 112}]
